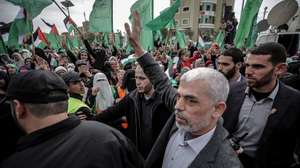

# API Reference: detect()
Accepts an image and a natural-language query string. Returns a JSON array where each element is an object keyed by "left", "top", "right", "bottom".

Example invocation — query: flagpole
[
  {"left": 111, "top": 0, "right": 113, "bottom": 32},
  {"left": 27, "top": 11, "right": 35, "bottom": 58},
  {"left": 51, "top": 0, "right": 82, "bottom": 35}
]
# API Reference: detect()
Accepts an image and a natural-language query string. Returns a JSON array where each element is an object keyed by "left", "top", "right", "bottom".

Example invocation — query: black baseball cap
[
  {"left": 6, "top": 70, "right": 68, "bottom": 104},
  {"left": 62, "top": 71, "right": 81, "bottom": 85}
]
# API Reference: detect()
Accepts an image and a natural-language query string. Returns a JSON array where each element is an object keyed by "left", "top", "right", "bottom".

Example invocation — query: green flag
[
  {"left": 130, "top": 0, "right": 154, "bottom": 50},
  {"left": 7, "top": 8, "right": 32, "bottom": 49},
  {"left": 7, "top": 0, "right": 52, "bottom": 19},
  {"left": 45, "top": 24, "right": 61, "bottom": 50},
  {"left": 234, "top": 0, "right": 262, "bottom": 48},
  {"left": 175, "top": 30, "right": 186, "bottom": 48},
  {"left": 125, "top": 43, "right": 133, "bottom": 54},
  {"left": 0, "top": 35, "right": 7, "bottom": 54},
  {"left": 45, "top": 34, "right": 60, "bottom": 49},
  {"left": 145, "top": 0, "right": 180, "bottom": 30},
  {"left": 246, "top": 14, "right": 258, "bottom": 48},
  {"left": 154, "top": 30, "right": 162, "bottom": 41},
  {"left": 114, "top": 32, "right": 121, "bottom": 49},
  {"left": 166, "top": 19, "right": 175, "bottom": 30},
  {"left": 72, "top": 30, "right": 79, "bottom": 49},
  {"left": 102, "top": 32, "right": 109, "bottom": 47},
  {"left": 66, "top": 34, "right": 74, "bottom": 50},
  {"left": 215, "top": 30, "right": 225, "bottom": 49},
  {"left": 89, "top": 0, "right": 113, "bottom": 32}
]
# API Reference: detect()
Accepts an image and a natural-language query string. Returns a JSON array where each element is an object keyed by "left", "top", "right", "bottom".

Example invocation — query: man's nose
[{"left": 175, "top": 97, "right": 184, "bottom": 112}]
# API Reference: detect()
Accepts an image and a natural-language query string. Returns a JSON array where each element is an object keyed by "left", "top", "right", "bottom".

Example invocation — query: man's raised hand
[{"left": 124, "top": 11, "right": 144, "bottom": 57}]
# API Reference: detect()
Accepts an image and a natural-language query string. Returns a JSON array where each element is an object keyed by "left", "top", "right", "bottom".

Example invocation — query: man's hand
[
  {"left": 124, "top": 11, "right": 144, "bottom": 57},
  {"left": 91, "top": 86, "right": 100, "bottom": 96},
  {"left": 61, "top": 35, "right": 67, "bottom": 49}
]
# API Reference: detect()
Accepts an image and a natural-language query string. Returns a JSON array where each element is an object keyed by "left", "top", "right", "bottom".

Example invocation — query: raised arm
[{"left": 124, "top": 11, "right": 177, "bottom": 111}]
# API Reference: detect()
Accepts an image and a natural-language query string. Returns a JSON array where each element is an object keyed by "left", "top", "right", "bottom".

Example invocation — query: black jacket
[
  {"left": 96, "top": 89, "right": 172, "bottom": 158},
  {"left": 1, "top": 116, "right": 144, "bottom": 168},
  {"left": 223, "top": 81, "right": 300, "bottom": 168}
]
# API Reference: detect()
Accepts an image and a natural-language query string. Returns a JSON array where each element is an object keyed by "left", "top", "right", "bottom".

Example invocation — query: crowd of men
[{"left": 0, "top": 11, "right": 300, "bottom": 168}]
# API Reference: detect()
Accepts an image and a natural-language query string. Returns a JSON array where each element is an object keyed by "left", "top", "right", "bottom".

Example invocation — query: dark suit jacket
[
  {"left": 223, "top": 81, "right": 300, "bottom": 168},
  {"left": 146, "top": 115, "right": 242, "bottom": 168}
]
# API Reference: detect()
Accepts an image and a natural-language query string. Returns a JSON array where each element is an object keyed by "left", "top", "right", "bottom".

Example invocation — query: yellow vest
[{"left": 67, "top": 97, "right": 90, "bottom": 114}]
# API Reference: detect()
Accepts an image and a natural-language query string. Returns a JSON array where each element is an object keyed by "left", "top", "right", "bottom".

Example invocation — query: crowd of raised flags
[{"left": 0, "top": 0, "right": 264, "bottom": 55}]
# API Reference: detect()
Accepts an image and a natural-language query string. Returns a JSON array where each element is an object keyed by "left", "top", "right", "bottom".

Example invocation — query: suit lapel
[
  {"left": 189, "top": 120, "right": 226, "bottom": 168},
  {"left": 259, "top": 83, "right": 290, "bottom": 145},
  {"left": 224, "top": 82, "right": 247, "bottom": 134},
  {"left": 146, "top": 114, "right": 176, "bottom": 168}
]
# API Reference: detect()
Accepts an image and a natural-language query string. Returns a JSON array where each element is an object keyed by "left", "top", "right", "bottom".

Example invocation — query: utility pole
[{"left": 263, "top": 6, "right": 268, "bottom": 19}]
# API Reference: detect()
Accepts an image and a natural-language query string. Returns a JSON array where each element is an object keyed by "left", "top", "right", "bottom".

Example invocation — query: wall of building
[{"left": 173, "top": 0, "right": 235, "bottom": 41}]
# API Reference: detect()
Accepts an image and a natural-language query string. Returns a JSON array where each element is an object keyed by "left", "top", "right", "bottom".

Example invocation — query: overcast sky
[{"left": 0, "top": 0, "right": 299, "bottom": 34}]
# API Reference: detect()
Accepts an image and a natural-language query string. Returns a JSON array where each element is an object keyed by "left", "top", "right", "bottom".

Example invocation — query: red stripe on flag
[
  {"left": 51, "top": 24, "right": 59, "bottom": 35},
  {"left": 37, "top": 28, "right": 49, "bottom": 45}
]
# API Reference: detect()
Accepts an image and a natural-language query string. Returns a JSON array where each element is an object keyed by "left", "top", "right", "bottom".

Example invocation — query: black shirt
[{"left": 140, "top": 94, "right": 154, "bottom": 158}]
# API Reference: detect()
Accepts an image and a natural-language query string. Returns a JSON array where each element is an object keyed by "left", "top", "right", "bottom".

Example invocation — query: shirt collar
[
  {"left": 237, "top": 73, "right": 242, "bottom": 82},
  {"left": 245, "top": 80, "right": 279, "bottom": 101},
  {"left": 268, "top": 80, "right": 279, "bottom": 100},
  {"left": 178, "top": 127, "right": 216, "bottom": 154},
  {"left": 142, "top": 91, "right": 157, "bottom": 101}
]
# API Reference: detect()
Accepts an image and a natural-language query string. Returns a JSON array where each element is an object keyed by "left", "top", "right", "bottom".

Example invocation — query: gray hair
[
  {"left": 180, "top": 67, "right": 229, "bottom": 102},
  {"left": 24, "top": 100, "right": 68, "bottom": 118}
]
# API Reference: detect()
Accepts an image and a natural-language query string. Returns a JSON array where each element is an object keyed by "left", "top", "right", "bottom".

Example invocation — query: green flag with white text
[
  {"left": 89, "top": 0, "right": 113, "bottom": 32},
  {"left": 234, "top": 0, "right": 262, "bottom": 48}
]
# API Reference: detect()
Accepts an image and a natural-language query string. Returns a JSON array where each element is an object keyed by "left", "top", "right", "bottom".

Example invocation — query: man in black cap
[
  {"left": 1, "top": 70, "right": 144, "bottom": 168},
  {"left": 62, "top": 71, "right": 94, "bottom": 120}
]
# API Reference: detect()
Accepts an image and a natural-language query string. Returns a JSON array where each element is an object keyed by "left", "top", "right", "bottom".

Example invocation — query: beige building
[{"left": 172, "top": 0, "right": 235, "bottom": 41}]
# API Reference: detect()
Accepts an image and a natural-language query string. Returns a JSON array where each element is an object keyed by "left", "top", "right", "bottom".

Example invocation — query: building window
[
  {"left": 200, "top": 4, "right": 203, "bottom": 11},
  {"left": 206, "top": 5, "right": 211, "bottom": 11},
  {"left": 198, "top": 17, "right": 203, "bottom": 23},
  {"left": 205, "top": 17, "right": 209, "bottom": 23},
  {"left": 213, "top": 4, "right": 216, "bottom": 11},
  {"left": 182, "top": 19, "right": 189, "bottom": 25},
  {"left": 202, "top": 16, "right": 215, "bottom": 24},
  {"left": 175, "top": 20, "right": 179, "bottom": 25},
  {"left": 182, "top": 7, "right": 190, "bottom": 12},
  {"left": 208, "top": 16, "right": 215, "bottom": 24}
]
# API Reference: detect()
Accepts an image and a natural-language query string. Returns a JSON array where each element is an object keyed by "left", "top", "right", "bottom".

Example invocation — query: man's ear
[
  {"left": 275, "top": 63, "right": 287, "bottom": 76},
  {"left": 13, "top": 100, "right": 27, "bottom": 119},
  {"left": 212, "top": 101, "right": 226, "bottom": 119},
  {"left": 235, "top": 62, "right": 242, "bottom": 69}
]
